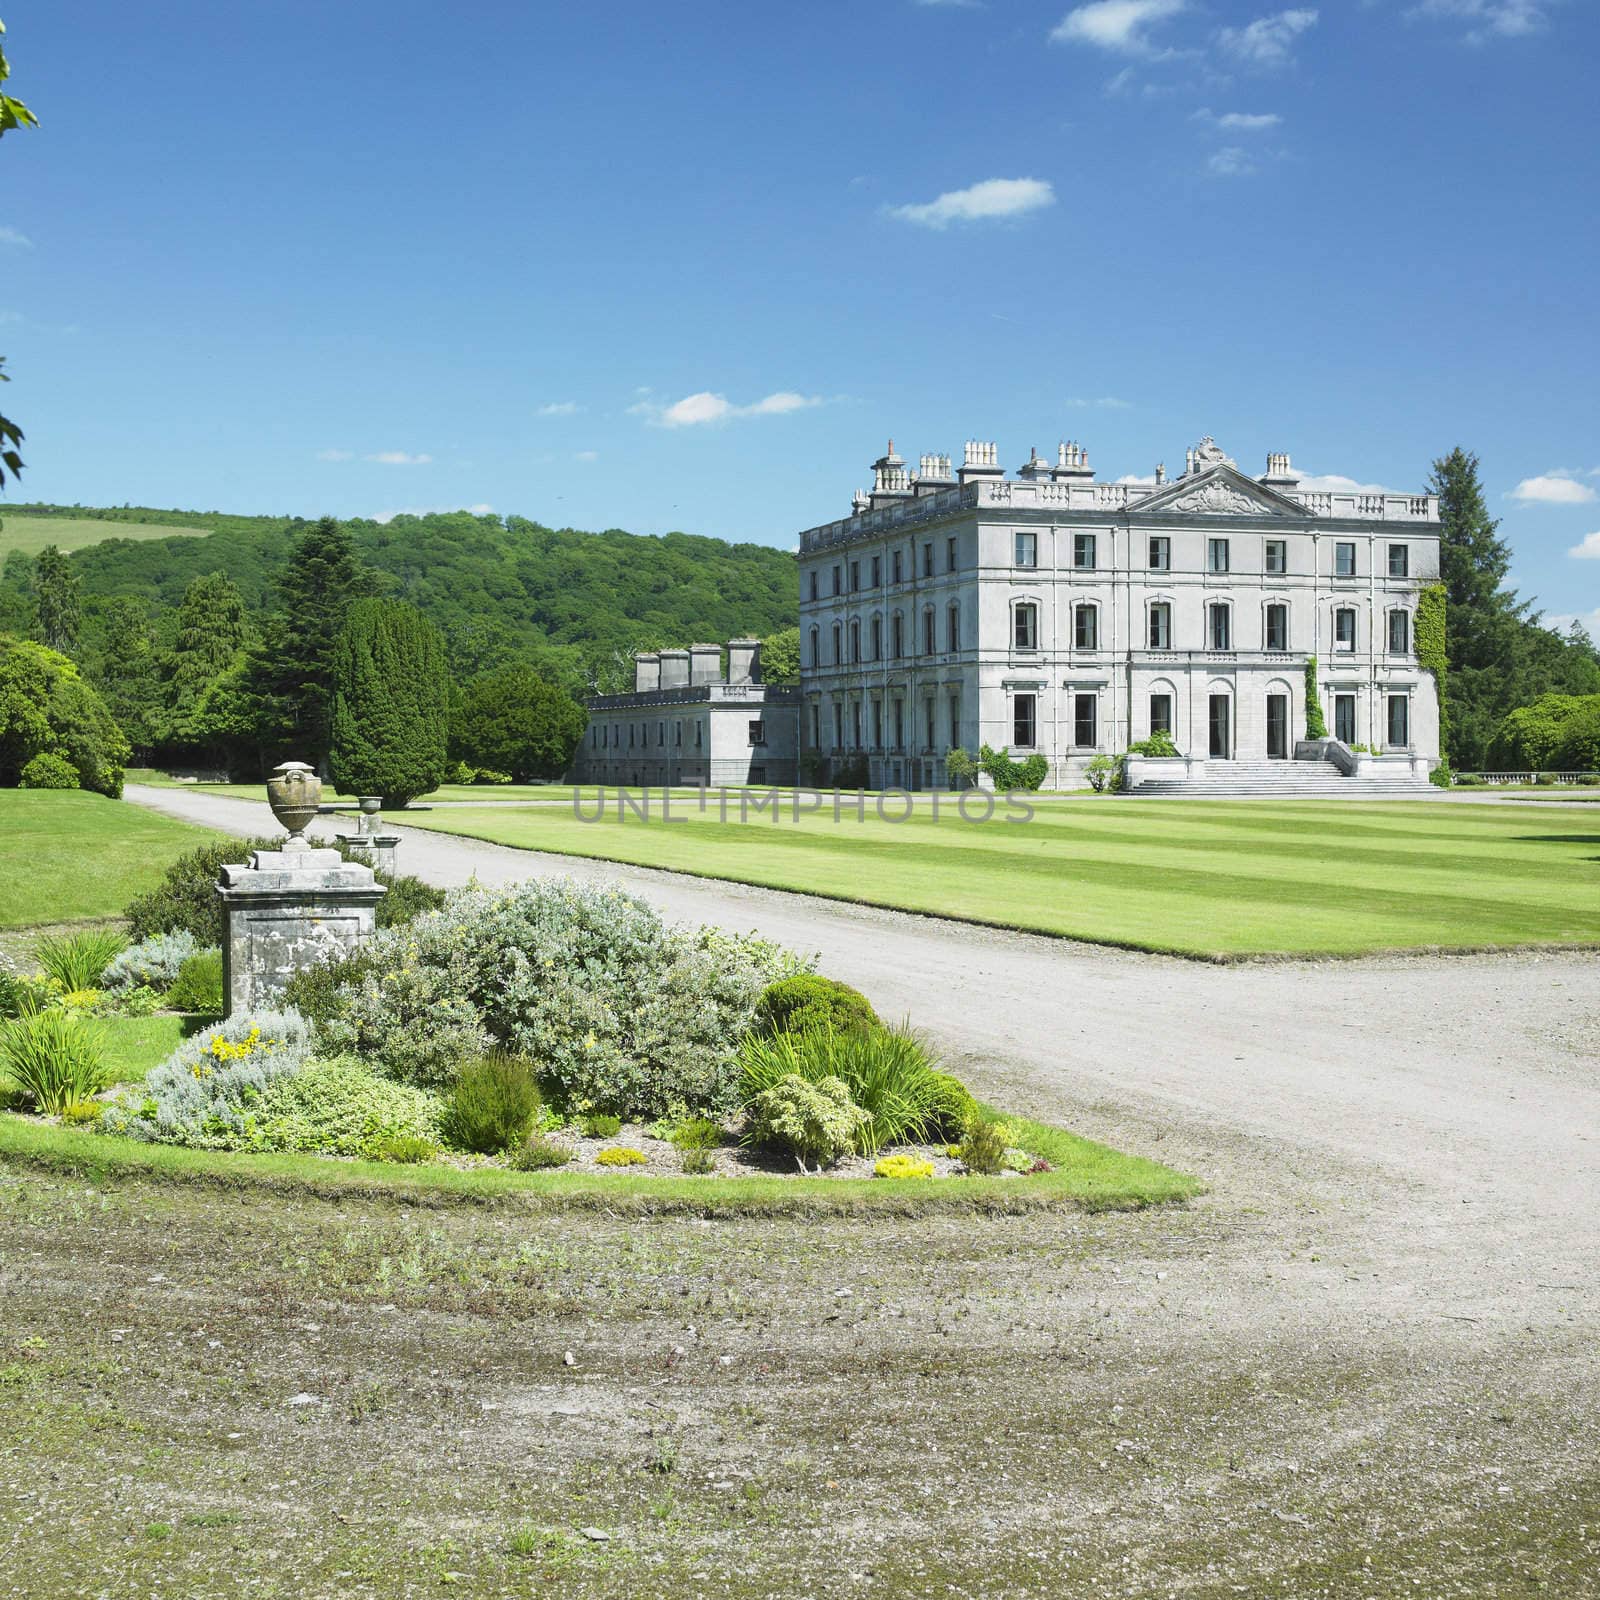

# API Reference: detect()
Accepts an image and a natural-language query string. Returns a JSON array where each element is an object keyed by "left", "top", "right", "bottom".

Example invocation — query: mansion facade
[{"left": 796, "top": 436, "right": 1442, "bottom": 789}]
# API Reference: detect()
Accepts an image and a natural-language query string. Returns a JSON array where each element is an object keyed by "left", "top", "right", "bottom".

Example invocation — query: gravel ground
[{"left": 24, "top": 782, "right": 1584, "bottom": 1597}]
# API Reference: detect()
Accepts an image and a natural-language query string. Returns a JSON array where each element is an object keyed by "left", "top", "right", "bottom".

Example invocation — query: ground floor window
[
  {"left": 1073, "top": 693, "right": 1096, "bottom": 749},
  {"left": 925, "top": 700, "right": 936, "bottom": 751},
  {"left": 872, "top": 698, "right": 883, "bottom": 746},
  {"left": 893, "top": 699, "right": 905, "bottom": 750},
  {"left": 1150, "top": 693, "right": 1173, "bottom": 736},
  {"left": 1266, "top": 693, "right": 1288, "bottom": 759},
  {"left": 1387, "top": 694, "right": 1410, "bottom": 748},
  {"left": 1334, "top": 693, "right": 1356, "bottom": 745},
  {"left": 1208, "top": 694, "right": 1231, "bottom": 759},
  {"left": 948, "top": 694, "right": 960, "bottom": 749},
  {"left": 1013, "top": 693, "right": 1036, "bottom": 748},
  {"left": 809, "top": 706, "right": 820, "bottom": 748},
  {"left": 851, "top": 702, "right": 861, "bottom": 748}
]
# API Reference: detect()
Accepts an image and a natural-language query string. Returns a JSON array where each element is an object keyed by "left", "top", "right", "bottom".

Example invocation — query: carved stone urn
[{"left": 266, "top": 760, "right": 322, "bottom": 850}]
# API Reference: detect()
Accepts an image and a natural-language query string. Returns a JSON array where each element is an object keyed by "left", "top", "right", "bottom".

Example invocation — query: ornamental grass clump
[
  {"left": 99, "top": 1009, "right": 313, "bottom": 1147},
  {"left": 745, "top": 1074, "right": 869, "bottom": 1172},
  {"left": 443, "top": 1051, "right": 542, "bottom": 1154},
  {"left": 34, "top": 929, "right": 127, "bottom": 994},
  {"left": 1, "top": 1008, "right": 108, "bottom": 1115}
]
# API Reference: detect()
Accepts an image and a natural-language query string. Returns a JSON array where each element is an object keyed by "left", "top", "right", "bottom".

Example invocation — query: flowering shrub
[
  {"left": 102, "top": 931, "right": 204, "bottom": 993},
  {"left": 315, "top": 879, "right": 798, "bottom": 1118},
  {"left": 745, "top": 1074, "right": 868, "bottom": 1171},
  {"left": 100, "top": 1009, "right": 313, "bottom": 1148},
  {"left": 595, "top": 1146, "right": 647, "bottom": 1167},
  {"left": 874, "top": 1154, "right": 935, "bottom": 1180}
]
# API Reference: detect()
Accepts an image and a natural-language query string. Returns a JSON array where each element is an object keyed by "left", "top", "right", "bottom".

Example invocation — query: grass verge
[{"left": 0, "top": 1108, "right": 1200, "bottom": 1218}]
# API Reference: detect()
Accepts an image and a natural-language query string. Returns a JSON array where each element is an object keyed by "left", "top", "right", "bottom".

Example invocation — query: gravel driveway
[{"left": 115, "top": 783, "right": 1600, "bottom": 1588}]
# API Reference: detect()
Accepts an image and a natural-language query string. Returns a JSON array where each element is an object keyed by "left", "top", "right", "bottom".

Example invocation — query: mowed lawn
[
  {"left": 394, "top": 796, "right": 1600, "bottom": 958},
  {"left": 0, "top": 791, "right": 223, "bottom": 928},
  {"left": 0, "top": 514, "right": 210, "bottom": 559}
]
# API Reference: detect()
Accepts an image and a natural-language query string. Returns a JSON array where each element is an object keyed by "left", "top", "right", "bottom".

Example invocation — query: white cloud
[
  {"left": 0, "top": 226, "right": 32, "bottom": 250},
  {"left": 631, "top": 390, "right": 827, "bottom": 428},
  {"left": 373, "top": 503, "right": 494, "bottom": 525},
  {"left": 574, "top": 450, "right": 599, "bottom": 462},
  {"left": 1051, "top": 0, "right": 1186, "bottom": 52},
  {"left": 315, "top": 448, "right": 355, "bottom": 462},
  {"left": 1118, "top": 473, "right": 1159, "bottom": 486},
  {"left": 537, "top": 401, "right": 581, "bottom": 416},
  {"left": 1195, "top": 107, "right": 1282, "bottom": 130},
  {"left": 1567, "top": 532, "right": 1600, "bottom": 560},
  {"left": 366, "top": 450, "right": 433, "bottom": 465},
  {"left": 1541, "top": 606, "right": 1600, "bottom": 638},
  {"left": 889, "top": 176, "right": 1056, "bottom": 228},
  {"left": 1406, "top": 0, "right": 1555, "bottom": 41},
  {"left": 1066, "top": 396, "right": 1135, "bottom": 409},
  {"left": 1294, "top": 472, "right": 1401, "bottom": 494},
  {"left": 912, "top": 0, "right": 982, "bottom": 8},
  {"left": 1218, "top": 8, "right": 1318, "bottom": 67},
  {"left": 1509, "top": 473, "right": 1596, "bottom": 505},
  {"left": 1206, "top": 146, "right": 1258, "bottom": 177}
]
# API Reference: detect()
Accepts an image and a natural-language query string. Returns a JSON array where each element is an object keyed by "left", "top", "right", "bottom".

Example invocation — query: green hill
[
  {"left": 0, "top": 502, "right": 798, "bottom": 684},
  {"left": 0, "top": 511, "right": 212, "bottom": 559}
]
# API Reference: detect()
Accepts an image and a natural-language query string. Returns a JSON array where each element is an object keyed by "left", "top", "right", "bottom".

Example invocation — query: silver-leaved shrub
[
  {"left": 316, "top": 879, "right": 811, "bottom": 1119},
  {"left": 102, "top": 930, "right": 205, "bottom": 992},
  {"left": 100, "top": 1009, "right": 313, "bottom": 1147}
]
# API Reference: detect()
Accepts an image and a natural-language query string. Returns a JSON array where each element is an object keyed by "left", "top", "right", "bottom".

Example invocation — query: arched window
[
  {"left": 808, "top": 624, "right": 820, "bottom": 669},
  {"left": 1265, "top": 602, "right": 1288, "bottom": 651},
  {"left": 947, "top": 602, "right": 960, "bottom": 652},
  {"left": 849, "top": 619, "right": 861, "bottom": 663},
  {"left": 1074, "top": 602, "right": 1099, "bottom": 651},
  {"left": 891, "top": 611, "right": 905, "bottom": 659},
  {"left": 922, "top": 607, "right": 936, "bottom": 655},
  {"left": 1013, "top": 601, "right": 1039, "bottom": 652},
  {"left": 871, "top": 614, "right": 883, "bottom": 661},
  {"left": 1208, "top": 601, "right": 1232, "bottom": 651},
  {"left": 1148, "top": 601, "right": 1172, "bottom": 651}
]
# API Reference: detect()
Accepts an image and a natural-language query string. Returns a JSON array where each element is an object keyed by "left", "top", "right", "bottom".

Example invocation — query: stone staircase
[{"left": 1125, "top": 757, "right": 1438, "bottom": 799}]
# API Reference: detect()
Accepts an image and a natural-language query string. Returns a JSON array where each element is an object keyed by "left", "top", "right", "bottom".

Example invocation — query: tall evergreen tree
[
  {"left": 162, "top": 571, "right": 249, "bottom": 743},
  {"left": 244, "top": 516, "right": 371, "bottom": 768},
  {"left": 88, "top": 596, "right": 163, "bottom": 755},
  {"left": 329, "top": 598, "right": 449, "bottom": 806},
  {"left": 451, "top": 663, "right": 586, "bottom": 780},
  {"left": 30, "top": 544, "right": 80, "bottom": 655}
]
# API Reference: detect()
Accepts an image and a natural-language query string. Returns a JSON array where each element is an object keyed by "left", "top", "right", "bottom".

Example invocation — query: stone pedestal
[
  {"left": 334, "top": 828, "right": 401, "bottom": 876},
  {"left": 217, "top": 847, "right": 386, "bottom": 1017}
]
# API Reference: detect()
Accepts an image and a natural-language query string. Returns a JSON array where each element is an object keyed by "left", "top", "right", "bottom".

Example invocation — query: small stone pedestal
[
  {"left": 335, "top": 795, "right": 400, "bottom": 876},
  {"left": 217, "top": 847, "right": 386, "bottom": 1017}
]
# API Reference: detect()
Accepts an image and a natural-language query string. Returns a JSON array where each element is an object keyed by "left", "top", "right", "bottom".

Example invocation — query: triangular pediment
[{"left": 1129, "top": 462, "right": 1305, "bottom": 519}]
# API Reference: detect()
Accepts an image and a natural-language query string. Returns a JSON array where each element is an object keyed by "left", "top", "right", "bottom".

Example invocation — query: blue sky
[{"left": 2, "top": 1, "right": 1597, "bottom": 628}]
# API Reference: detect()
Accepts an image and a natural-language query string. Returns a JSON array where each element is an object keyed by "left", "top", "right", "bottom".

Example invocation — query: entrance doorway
[
  {"left": 1334, "top": 693, "right": 1356, "bottom": 745},
  {"left": 1208, "top": 694, "right": 1232, "bottom": 759},
  {"left": 1266, "top": 693, "right": 1289, "bottom": 759}
]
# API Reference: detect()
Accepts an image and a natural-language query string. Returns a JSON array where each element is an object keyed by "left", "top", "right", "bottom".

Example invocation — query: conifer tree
[
  {"left": 451, "top": 663, "right": 586, "bottom": 780},
  {"left": 30, "top": 545, "right": 80, "bottom": 655},
  {"left": 162, "top": 571, "right": 250, "bottom": 744},
  {"left": 89, "top": 596, "right": 163, "bottom": 755},
  {"left": 329, "top": 598, "right": 449, "bottom": 806}
]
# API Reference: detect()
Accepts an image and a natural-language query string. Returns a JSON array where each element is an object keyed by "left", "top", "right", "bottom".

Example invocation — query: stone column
[{"left": 217, "top": 848, "right": 386, "bottom": 1017}]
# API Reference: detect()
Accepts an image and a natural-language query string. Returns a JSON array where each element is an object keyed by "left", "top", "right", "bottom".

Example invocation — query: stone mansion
[{"left": 796, "top": 436, "right": 1442, "bottom": 790}]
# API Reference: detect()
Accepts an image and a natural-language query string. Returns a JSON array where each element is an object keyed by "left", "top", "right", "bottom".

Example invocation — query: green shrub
[
  {"left": 102, "top": 931, "right": 202, "bottom": 993},
  {"left": 280, "top": 946, "right": 379, "bottom": 1029},
  {"left": 509, "top": 1133, "right": 572, "bottom": 1169},
  {"left": 581, "top": 1112, "right": 622, "bottom": 1138},
  {"left": 443, "top": 1051, "right": 541, "bottom": 1154},
  {"left": 978, "top": 745, "right": 1048, "bottom": 792},
  {"left": 1579, "top": 773, "right": 1600, "bottom": 787},
  {"left": 1453, "top": 772, "right": 1484, "bottom": 787},
  {"left": 1534, "top": 770, "right": 1556, "bottom": 786},
  {"left": 473, "top": 768, "right": 513, "bottom": 785},
  {"left": 679, "top": 1145, "right": 716, "bottom": 1174},
  {"left": 739, "top": 1025, "right": 945, "bottom": 1155},
  {"left": 1085, "top": 753, "right": 1121, "bottom": 793},
  {"left": 374, "top": 869, "right": 446, "bottom": 929},
  {"left": 0, "top": 638, "right": 130, "bottom": 796},
  {"left": 754, "top": 974, "right": 878, "bottom": 1038},
  {"left": 0, "top": 950, "right": 20, "bottom": 1020},
  {"left": 60, "top": 1097, "right": 104, "bottom": 1126},
  {"left": 945, "top": 747, "right": 980, "bottom": 787},
  {"left": 105, "top": 984, "right": 164, "bottom": 1018},
  {"left": 314, "top": 880, "right": 800, "bottom": 1114},
  {"left": 959, "top": 1118, "right": 1007, "bottom": 1176},
  {"left": 124, "top": 836, "right": 282, "bottom": 945},
  {"left": 671, "top": 1116, "right": 722, "bottom": 1152},
  {"left": 595, "top": 1145, "right": 647, "bottom": 1167},
  {"left": 252, "top": 1057, "right": 442, "bottom": 1158},
  {"left": 167, "top": 950, "right": 225, "bottom": 1014},
  {"left": 1429, "top": 762, "right": 1454, "bottom": 789},
  {"left": 1304, "top": 656, "right": 1328, "bottom": 740},
  {"left": 19, "top": 751, "right": 80, "bottom": 789},
  {"left": 371, "top": 1133, "right": 435, "bottom": 1164},
  {"left": 926, "top": 1073, "right": 978, "bottom": 1141},
  {"left": 746, "top": 1075, "right": 867, "bottom": 1171},
  {"left": 874, "top": 1154, "right": 934, "bottom": 1179},
  {"left": 1, "top": 1009, "right": 108, "bottom": 1114},
  {"left": 34, "top": 929, "right": 126, "bottom": 993},
  {"left": 1127, "top": 729, "right": 1181, "bottom": 758}
]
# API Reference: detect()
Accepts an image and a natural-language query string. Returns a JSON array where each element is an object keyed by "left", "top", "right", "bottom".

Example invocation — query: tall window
[
  {"left": 871, "top": 554, "right": 882, "bottom": 586},
  {"left": 1334, "top": 608, "right": 1356, "bottom": 652},
  {"left": 808, "top": 625, "right": 819, "bottom": 667},
  {"left": 1265, "top": 539, "right": 1286, "bottom": 575},
  {"left": 892, "top": 550, "right": 903, "bottom": 584},
  {"left": 1149, "top": 536, "right": 1170, "bottom": 571},
  {"left": 1014, "top": 531, "right": 1037, "bottom": 568},
  {"left": 809, "top": 571, "right": 819, "bottom": 602},
  {"left": 1388, "top": 609, "right": 1410, "bottom": 654},
  {"left": 1387, "top": 694, "right": 1410, "bottom": 748},
  {"left": 947, "top": 603, "right": 960, "bottom": 652},
  {"left": 1149, "top": 693, "right": 1173, "bottom": 736},
  {"left": 1265, "top": 603, "right": 1288, "bottom": 651},
  {"left": 1388, "top": 543, "right": 1409, "bottom": 578},
  {"left": 850, "top": 560, "right": 860, "bottom": 592},
  {"left": 1208, "top": 602, "right": 1232, "bottom": 651},
  {"left": 1073, "top": 533, "right": 1097, "bottom": 570},
  {"left": 1074, "top": 603, "right": 1099, "bottom": 651},
  {"left": 922, "top": 608, "right": 936, "bottom": 655},
  {"left": 810, "top": 705, "right": 820, "bottom": 748},
  {"left": 1148, "top": 602, "right": 1171, "bottom": 650},
  {"left": 832, "top": 565, "right": 842, "bottom": 596},
  {"left": 1208, "top": 538, "right": 1230, "bottom": 574},
  {"left": 871, "top": 698, "right": 882, "bottom": 747},
  {"left": 849, "top": 619, "right": 860, "bottom": 663},
  {"left": 922, "top": 542, "right": 934, "bottom": 578},
  {"left": 832, "top": 622, "right": 843, "bottom": 664},
  {"left": 871, "top": 615, "right": 883, "bottom": 660},
  {"left": 851, "top": 702, "right": 861, "bottom": 748},
  {"left": 1013, "top": 693, "right": 1036, "bottom": 748},
  {"left": 925, "top": 700, "right": 936, "bottom": 751},
  {"left": 947, "top": 536, "right": 958, "bottom": 572},
  {"left": 892, "top": 699, "right": 905, "bottom": 750},
  {"left": 948, "top": 692, "right": 960, "bottom": 749},
  {"left": 1335, "top": 541, "right": 1357, "bottom": 577},
  {"left": 1013, "top": 602, "right": 1039, "bottom": 651},
  {"left": 892, "top": 612, "right": 904, "bottom": 658},
  {"left": 1073, "top": 693, "right": 1096, "bottom": 748},
  {"left": 1335, "top": 694, "right": 1356, "bottom": 745}
]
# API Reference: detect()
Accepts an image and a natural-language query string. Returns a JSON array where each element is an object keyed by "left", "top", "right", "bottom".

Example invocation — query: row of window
[
  {"left": 808, "top": 535, "right": 1413, "bottom": 599},
  {"left": 1014, "top": 599, "right": 1412, "bottom": 655},
  {"left": 809, "top": 693, "right": 963, "bottom": 755},
  {"left": 591, "top": 718, "right": 767, "bottom": 751}
]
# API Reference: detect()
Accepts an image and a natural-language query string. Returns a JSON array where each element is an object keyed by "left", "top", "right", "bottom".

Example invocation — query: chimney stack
[
  {"left": 957, "top": 440, "right": 1002, "bottom": 485},
  {"left": 634, "top": 652, "right": 660, "bottom": 693},
  {"left": 658, "top": 648, "right": 689, "bottom": 689},
  {"left": 688, "top": 643, "right": 723, "bottom": 686},
  {"left": 727, "top": 637, "right": 761, "bottom": 684}
]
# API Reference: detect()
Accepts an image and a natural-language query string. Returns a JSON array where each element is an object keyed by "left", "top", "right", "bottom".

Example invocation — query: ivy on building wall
[
  {"left": 1304, "top": 656, "right": 1328, "bottom": 740},
  {"left": 1417, "top": 583, "right": 1449, "bottom": 781}
]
